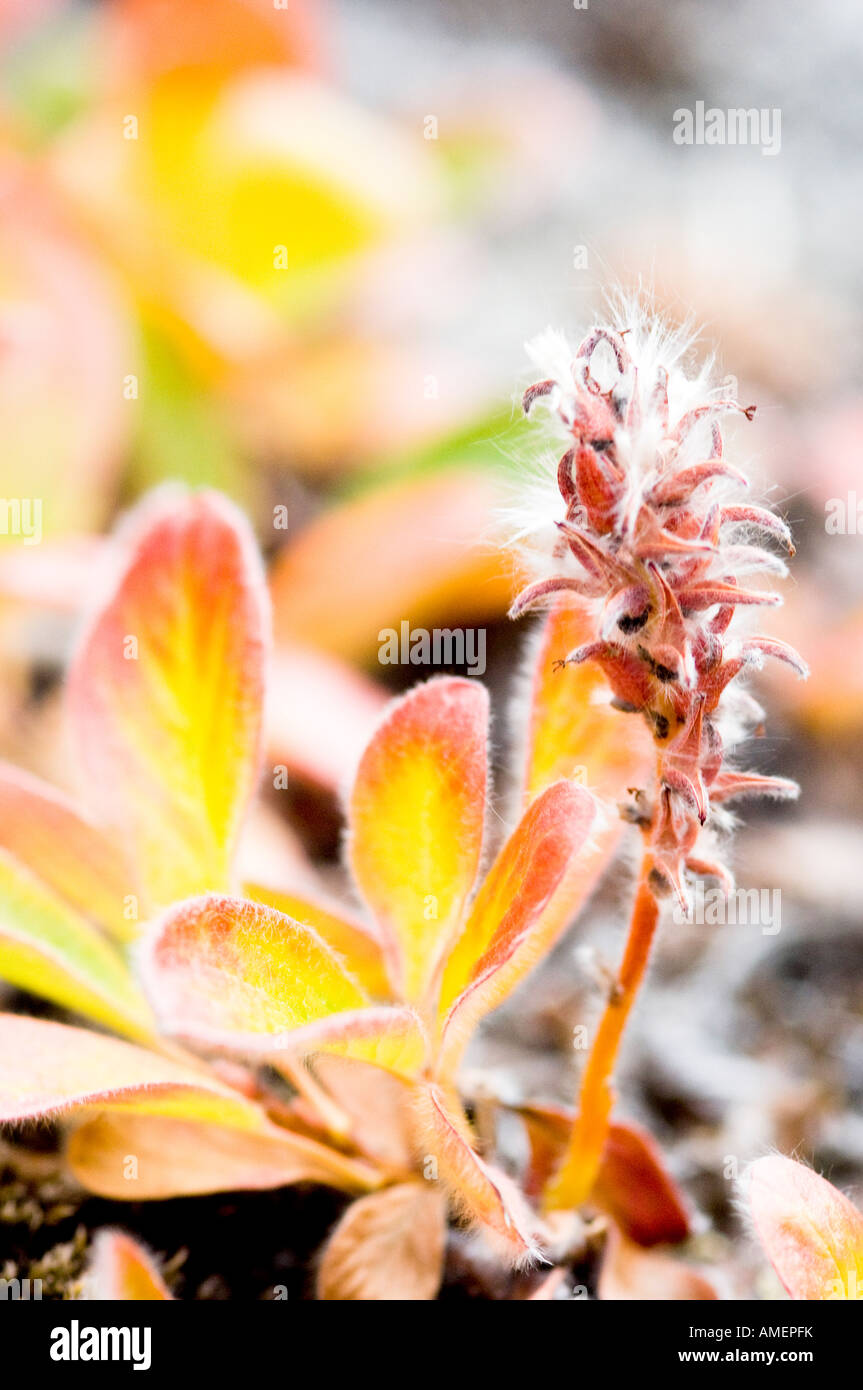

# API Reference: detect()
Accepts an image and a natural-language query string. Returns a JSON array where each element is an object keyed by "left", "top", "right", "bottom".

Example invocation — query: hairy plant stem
[
  {"left": 544, "top": 847, "right": 660, "bottom": 1211},
  {"left": 278, "top": 1053, "right": 353, "bottom": 1142}
]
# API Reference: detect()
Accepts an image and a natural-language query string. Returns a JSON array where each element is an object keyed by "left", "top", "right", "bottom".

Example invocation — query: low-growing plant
[
  {"left": 0, "top": 306, "right": 808, "bottom": 1299},
  {"left": 0, "top": 484, "right": 649, "bottom": 1296}
]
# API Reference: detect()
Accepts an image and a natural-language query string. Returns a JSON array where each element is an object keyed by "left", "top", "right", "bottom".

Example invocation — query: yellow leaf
[
  {"left": 68, "top": 489, "right": 268, "bottom": 911},
  {"left": 0, "top": 1013, "right": 266, "bottom": 1132},
  {"left": 348, "top": 678, "right": 487, "bottom": 1004},
  {"left": 0, "top": 857, "right": 153, "bottom": 1041}
]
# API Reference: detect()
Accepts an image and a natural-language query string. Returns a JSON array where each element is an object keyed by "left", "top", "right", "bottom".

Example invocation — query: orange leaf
[
  {"left": 436, "top": 781, "right": 596, "bottom": 1078},
  {"left": 81, "top": 1231, "right": 173, "bottom": 1301},
  {"left": 68, "top": 1111, "right": 379, "bottom": 1200},
  {"left": 518, "top": 1102, "right": 573, "bottom": 1202},
  {"left": 104, "top": 0, "right": 322, "bottom": 84},
  {"left": 412, "top": 1083, "right": 542, "bottom": 1266},
  {"left": 598, "top": 1225, "right": 717, "bottom": 1301},
  {"left": 747, "top": 1155, "right": 863, "bottom": 1300},
  {"left": 0, "top": 762, "right": 132, "bottom": 939},
  {"left": 520, "top": 597, "right": 653, "bottom": 933},
  {"left": 270, "top": 470, "right": 514, "bottom": 662},
  {"left": 67, "top": 489, "right": 268, "bottom": 912},
  {"left": 286, "top": 1006, "right": 428, "bottom": 1080},
  {"left": 523, "top": 596, "right": 653, "bottom": 804},
  {"left": 317, "top": 1183, "right": 447, "bottom": 1301},
  {"left": 348, "top": 679, "right": 488, "bottom": 1004}
]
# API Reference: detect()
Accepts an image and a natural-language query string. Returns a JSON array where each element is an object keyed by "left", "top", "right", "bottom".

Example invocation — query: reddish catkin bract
[{"left": 512, "top": 313, "right": 807, "bottom": 912}]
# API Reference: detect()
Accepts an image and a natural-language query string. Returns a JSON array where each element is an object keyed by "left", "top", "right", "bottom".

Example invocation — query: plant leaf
[
  {"left": 436, "top": 781, "right": 596, "bottom": 1079},
  {"left": 0, "top": 855, "right": 153, "bottom": 1040},
  {"left": 348, "top": 678, "right": 488, "bottom": 1004},
  {"left": 270, "top": 470, "right": 513, "bottom": 663},
  {"left": 67, "top": 1111, "right": 379, "bottom": 1200},
  {"left": 0, "top": 1013, "right": 269, "bottom": 1131},
  {"left": 80, "top": 1231, "right": 173, "bottom": 1301},
  {"left": 412, "top": 1082, "right": 542, "bottom": 1266},
  {"left": 747, "top": 1155, "right": 863, "bottom": 1300},
  {"left": 0, "top": 762, "right": 132, "bottom": 940},
  {"left": 142, "top": 893, "right": 369, "bottom": 1043},
  {"left": 265, "top": 642, "right": 387, "bottom": 795},
  {"left": 67, "top": 488, "right": 268, "bottom": 912},
  {"left": 247, "top": 883, "right": 392, "bottom": 999},
  {"left": 519, "top": 1104, "right": 690, "bottom": 1246},
  {"left": 519, "top": 596, "right": 654, "bottom": 933},
  {"left": 523, "top": 595, "right": 654, "bottom": 804},
  {"left": 598, "top": 1226, "right": 717, "bottom": 1301},
  {"left": 308, "top": 1054, "right": 415, "bottom": 1170},
  {"left": 142, "top": 892, "right": 427, "bottom": 1075},
  {"left": 521, "top": 598, "right": 653, "bottom": 935},
  {"left": 592, "top": 1120, "right": 691, "bottom": 1247},
  {"left": 283, "top": 1006, "right": 429, "bottom": 1079},
  {"left": 317, "top": 1183, "right": 447, "bottom": 1301}
]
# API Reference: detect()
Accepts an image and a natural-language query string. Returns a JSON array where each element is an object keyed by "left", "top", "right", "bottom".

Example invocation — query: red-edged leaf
[
  {"left": 247, "top": 883, "right": 392, "bottom": 1000},
  {"left": 141, "top": 893, "right": 368, "bottom": 1043},
  {"left": 520, "top": 1104, "right": 690, "bottom": 1246},
  {"left": 0, "top": 1013, "right": 268, "bottom": 1131},
  {"left": 594, "top": 1120, "right": 691, "bottom": 1247},
  {"left": 436, "top": 781, "right": 596, "bottom": 1079},
  {"left": 412, "top": 1083, "right": 542, "bottom": 1266},
  {"left": 67, "top": 488, "right": 268, "bottom": 912},
  {"left": 142, "top": 894, "right": 427, "bottom": 1075},
  {"left": 747, "top": 1155, "right": 863, "bottom": 1300}
]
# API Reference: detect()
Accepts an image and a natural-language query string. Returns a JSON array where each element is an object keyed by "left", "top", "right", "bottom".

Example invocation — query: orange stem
[{"left": 545, "top": 850, "right": 660, "bottom": 1210}]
